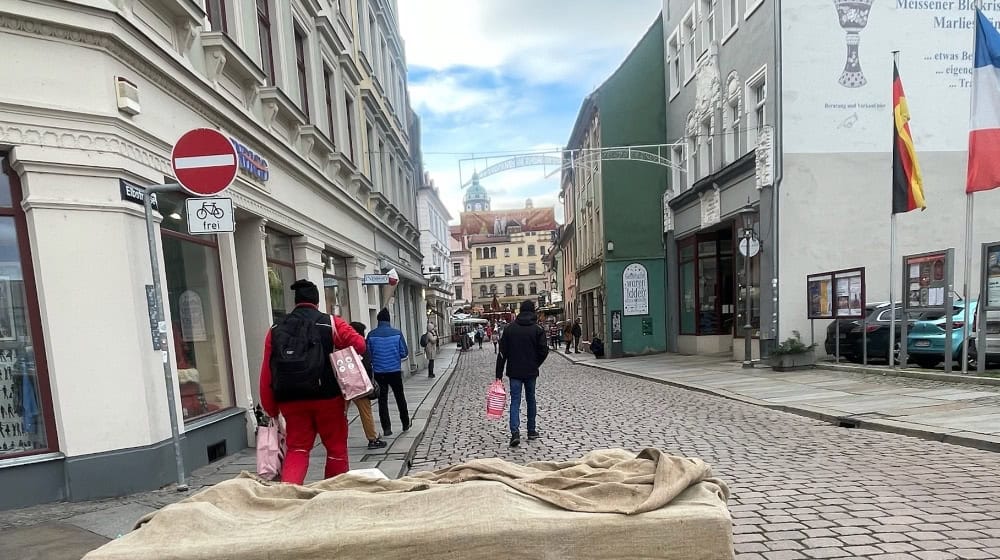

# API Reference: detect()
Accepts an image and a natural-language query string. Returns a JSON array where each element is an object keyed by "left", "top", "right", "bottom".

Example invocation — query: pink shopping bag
[
  {"left": 486, "top": 380, "right": 506, "bottom": 420},
  {"left": 330, "top": 346, "right": 374, "bottom": 400},
  {"left": 255, "top": 418, "right": 285, "bottom": 481}
]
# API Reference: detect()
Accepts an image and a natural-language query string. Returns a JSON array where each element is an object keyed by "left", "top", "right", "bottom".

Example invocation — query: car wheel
[{"left": 913, "top": 356, "right": 940, "bottom": 369}]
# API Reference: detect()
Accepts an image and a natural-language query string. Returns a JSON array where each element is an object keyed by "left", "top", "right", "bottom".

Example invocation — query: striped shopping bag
[{"left": 486, "top": 380, "right": 506, "bottom": 420}]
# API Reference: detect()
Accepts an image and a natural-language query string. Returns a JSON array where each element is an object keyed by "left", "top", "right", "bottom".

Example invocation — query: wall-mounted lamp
[
  {"left": 169, "top": 212, "right": 182, "bottom": 220},
  {"left": 607, "top": 240, "right": 615, "bottom": 252}
]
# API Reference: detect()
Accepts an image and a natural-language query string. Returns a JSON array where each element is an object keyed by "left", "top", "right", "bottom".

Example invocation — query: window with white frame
[
  {"left": 747, "top": 68, "right": 767, "bottom": 148},
  {"left": 724, "top": 0, "right": 739, "bottom": 38},
  {"left": 726, "top": 97, "right": 742, "bottom": 163},
  {"left": 668, "top": 30, "right": 680, "bottom": 98},
  {"left": 682, "top": 8, "right": 696, "bottom": 82},
  {"left": 700, "top": 0, "right": 715, "bottom": 54},
  {"left": 671, "top": 144, "right": 685, "bottom": 192},
  {"left": 700, "top": 118, "right": 712, "bottom": 176}
]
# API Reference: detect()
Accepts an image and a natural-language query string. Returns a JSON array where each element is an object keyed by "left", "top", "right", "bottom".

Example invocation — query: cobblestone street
[{"left": 410, "top": 349, "right": 1000, "bottom": 560}]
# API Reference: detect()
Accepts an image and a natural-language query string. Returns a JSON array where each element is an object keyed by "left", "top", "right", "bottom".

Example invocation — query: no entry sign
[{"left": 171, "top": 128, "right": 238, "bottom": 196}]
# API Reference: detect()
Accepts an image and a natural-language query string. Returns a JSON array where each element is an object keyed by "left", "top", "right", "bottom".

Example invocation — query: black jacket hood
[{"left": 515, "top": 311, "right": 538, "bottom": 326}]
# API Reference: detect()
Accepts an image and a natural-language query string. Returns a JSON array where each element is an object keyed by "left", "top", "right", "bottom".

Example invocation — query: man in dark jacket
[
  {"left": 366, "top": 308, "right": 410, "bottom": 435},
  {"left": 571, "top": 319, "right": 583, "bottom": 353},
  {"left": 496, "top": 300, "right": 549, "bottom": 447}
]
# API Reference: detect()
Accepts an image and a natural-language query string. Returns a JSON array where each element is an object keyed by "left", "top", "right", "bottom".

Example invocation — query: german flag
[{"left": 892, "top": 63, "right": 926, "bottom": 214}]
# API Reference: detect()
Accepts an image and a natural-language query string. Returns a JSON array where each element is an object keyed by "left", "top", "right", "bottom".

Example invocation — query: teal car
[{"left": 905, "top": 300, "right": 976, "bottom": 369}]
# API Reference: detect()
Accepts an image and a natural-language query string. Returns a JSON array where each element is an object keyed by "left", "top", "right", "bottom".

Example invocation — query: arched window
[
  {"left": 490, "top": 284, "right": 498, "bottom": 295},
  {"left": 517, "top": 283, "right": 525, "bottom": 296},
  {"left": 529, "top": 282, "right": 538, "bottom": 295},
  {"left": 480, "top": 285, "right": 488, "bottom": 297},
  {"left": 504, "top": 284, "right": 513, "bottom": 297}
]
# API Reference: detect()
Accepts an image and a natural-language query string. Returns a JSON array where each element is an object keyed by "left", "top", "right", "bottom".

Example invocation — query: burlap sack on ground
[{"left": 84, "top": 448, "right": 733, "bottom": 560}]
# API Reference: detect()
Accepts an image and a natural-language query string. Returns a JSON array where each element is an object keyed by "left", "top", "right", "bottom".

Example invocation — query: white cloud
[{"left": 399, "top": 0, "right": 662, "bottom": 85}]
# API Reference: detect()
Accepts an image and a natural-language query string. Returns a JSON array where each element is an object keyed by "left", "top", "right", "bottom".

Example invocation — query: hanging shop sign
[
  {"left": 806, "top": 267, "right": 865, "bottom": 319},
  {"left": 623, "top": 263, "right": 649, "bottom": 316},
  {"left": 230, "top": 137, "right": 270, "bottom": 183}
]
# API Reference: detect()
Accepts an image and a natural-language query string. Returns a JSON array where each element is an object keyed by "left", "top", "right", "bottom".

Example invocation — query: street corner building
[
  {"left": 0, "top": 0, "right": 428, "bottom": 508},
  {"left": 558, "top": 16, "right": 669, "bottom": 357}
]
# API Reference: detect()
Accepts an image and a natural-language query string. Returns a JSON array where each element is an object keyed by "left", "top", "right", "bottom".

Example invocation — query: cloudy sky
[{"left": 398, "top": 0, "right": 663, "bottom": 223}]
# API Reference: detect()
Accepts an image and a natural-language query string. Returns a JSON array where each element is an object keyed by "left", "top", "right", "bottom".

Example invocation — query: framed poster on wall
[
  {"left": 623, "top": 263, "right": 649, "bottom": 316},
  {"left": 904, "top": 252, "right": 948, "bottom": 310},
  {"left": 806, "top": 273, "right": 834, "bottom": 319},
  {"left": 985, "top": 243, "right": 1000, "bottom": 310},
  {"left": 834, "top": 269, "right": 864, "bottom": 318}
]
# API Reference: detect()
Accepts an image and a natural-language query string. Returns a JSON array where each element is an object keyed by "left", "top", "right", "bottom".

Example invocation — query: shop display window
[
  {"left": 323, "top": 253, "right": 351, "bottom": 320},
  {"left": 265, "top": 230, "right": 295, "bottom": 323},
  {"left": 678, "top": 229, "right": 738, "bottom": 336},
  {"left": 0, "top": 157, "right": 54, "bottom": 457},
  {"left": 159, "top": 194, "right": 235, "bottom": 422}
]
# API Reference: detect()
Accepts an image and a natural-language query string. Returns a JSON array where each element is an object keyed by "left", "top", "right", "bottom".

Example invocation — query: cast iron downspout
[{"left": 771, "top": 0, "right": 784, "bottom": 346}]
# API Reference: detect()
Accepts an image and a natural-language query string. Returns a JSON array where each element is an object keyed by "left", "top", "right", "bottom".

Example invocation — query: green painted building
[{"left": 561, "top": 16, "right": 667, "bottom": 356}]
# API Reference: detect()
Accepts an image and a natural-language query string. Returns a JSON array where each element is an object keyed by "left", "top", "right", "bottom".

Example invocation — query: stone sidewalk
[
  {"left": 0, "top": 344, "right": 461, "bottom": 559},
  {"left": 561, "top": 349, "right": 1000, "bottom": 452}
]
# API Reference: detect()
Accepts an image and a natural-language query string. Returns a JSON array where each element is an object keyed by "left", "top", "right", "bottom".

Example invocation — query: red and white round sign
[{"left": 170, "top": 128, "right": 238, "bottom": 196}]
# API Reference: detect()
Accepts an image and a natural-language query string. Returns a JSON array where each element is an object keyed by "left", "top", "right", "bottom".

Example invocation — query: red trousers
[{"left": 278, "top": 397, "right": 349, "bottom": 484}]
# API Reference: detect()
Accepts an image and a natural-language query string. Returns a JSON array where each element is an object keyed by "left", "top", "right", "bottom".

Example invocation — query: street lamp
[{"left": 739, "top": 202, "right": 757, "bottom": 369}]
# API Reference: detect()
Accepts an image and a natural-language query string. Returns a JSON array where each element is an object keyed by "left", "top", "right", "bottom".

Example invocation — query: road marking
[{"left": 174, "top": 154, "right": 236, "bottom": 169}]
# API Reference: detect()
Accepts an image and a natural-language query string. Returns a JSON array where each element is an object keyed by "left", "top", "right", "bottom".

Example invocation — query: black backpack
[
  {"left": 270, "top": 310, "right": 333, "bottom": 402},
  {"left": 420, "top": 333, "right": 428, "bottom": 348}
]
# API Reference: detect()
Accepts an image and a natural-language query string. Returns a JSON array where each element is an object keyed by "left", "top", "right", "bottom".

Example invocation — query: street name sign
[
  {"left": 171, "top": 128, "right": 238, "bottom": 196},
  {"left": 185, "top": 197, "right": 234, "bottom": 234}
]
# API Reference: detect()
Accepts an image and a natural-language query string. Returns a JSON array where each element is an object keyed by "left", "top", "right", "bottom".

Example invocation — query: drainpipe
[{"left": 769, "top": 0, "right": 784, "bottom": 350}]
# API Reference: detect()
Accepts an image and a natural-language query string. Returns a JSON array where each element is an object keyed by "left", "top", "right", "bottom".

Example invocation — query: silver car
[{"left": 970, "top": 309, "right": 1000, "bottom": 368}]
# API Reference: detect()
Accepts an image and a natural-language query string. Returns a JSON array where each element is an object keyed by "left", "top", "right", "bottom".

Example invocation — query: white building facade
[
  {"left": 0, "top": 0, "right": 425, "bottom": 508},
  {"left": 417, "top": 175, "right": 452, "bottom": 334},
  {"left": 662, "top": 0, "right": 1000, "bottom": 360}
]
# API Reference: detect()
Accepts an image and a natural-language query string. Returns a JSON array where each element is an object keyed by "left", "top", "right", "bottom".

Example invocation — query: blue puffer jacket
[{"left": 366, "top": 321, "right": 409, "bottom": 374}]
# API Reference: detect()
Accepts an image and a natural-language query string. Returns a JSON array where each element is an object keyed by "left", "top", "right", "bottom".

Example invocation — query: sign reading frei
[
  {"left": 185, "top": 197, "right": 234, "bottom": 234},
  {"left": 171, "top": 128, "right": 238, "bottom": 196},
  {"left": 623, "top": 263, "right": 649, "bottom": 316}
]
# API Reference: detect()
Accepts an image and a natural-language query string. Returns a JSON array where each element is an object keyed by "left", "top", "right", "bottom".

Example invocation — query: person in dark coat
[
  {"left": 495, "top": 300, "right": 549, "bottom": 448},
  {"left": 571, "top": 319, "right": 583, "bottom": 353}
]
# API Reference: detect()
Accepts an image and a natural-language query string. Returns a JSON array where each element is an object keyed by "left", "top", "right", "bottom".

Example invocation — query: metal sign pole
[
  {"left": 835, "top": 320, "right": 840, "bottom": 363},
  {"left": 145, "top": 183, "right": 188, "bottom": 491},
  {"left": 978, "top": 242, "right": 991, "bottom": 375},
  {"left": 862, "top": 315, "right": 868, "bottom": 366},
  {"left": 944, "top": 249, "right": 955, "bottom": 374}
]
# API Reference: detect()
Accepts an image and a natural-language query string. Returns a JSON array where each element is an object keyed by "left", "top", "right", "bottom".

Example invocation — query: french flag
[{"left": 968, "top": 9, "right": 1000, "bottom": 193}]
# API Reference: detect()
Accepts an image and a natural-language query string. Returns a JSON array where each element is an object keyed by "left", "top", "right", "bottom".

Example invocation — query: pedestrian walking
[
  {"left": 563, "top": 322, "right": 574, "bottom": 353},
  {"left": 367, "top": 308, "right": 411, "bottom": 435},
  {"left": 422, "top": 322, "right": 439, "bottom": 378},
  {"left": 491, "top": 328, "right": 500, "bottom": 353},
  {"left": 572, "top": 319, "right": 583, "bottom": 353},
  {"left": 495, "top": 300, "right": 549, "bottom": 447},
  {"left": 475, "top": 325, "right": 485, "bottom": 349},
  {"left": 258, "top": 279, "right": 366, "bottom": 484},
  {"left": 348, "top": 322, "right": 387, "bottom": 450}
]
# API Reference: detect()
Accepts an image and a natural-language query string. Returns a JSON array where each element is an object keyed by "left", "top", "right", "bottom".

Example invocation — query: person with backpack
[
  {"left": 495, "top": 300, "right": 549, "bottom": 448},
  {"left": 349, "top": 322, "right": 387, "bottom": 450},
  {"left": 259, "top": 280, "right": 366, "bottom": 484},
  {"left": 367, "top": 308, "right": 410, "bottom": 435},
  {"left": 421, "top": 322, "right": 439, "bottom": 378},
  {"left": 572, "top": 319, "right": 583, "bottom": 353}
]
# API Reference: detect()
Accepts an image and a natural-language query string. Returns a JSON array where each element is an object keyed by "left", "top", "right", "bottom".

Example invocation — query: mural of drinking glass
[{"left": 833, "top": 0, "right": 874, "bottom": 88}]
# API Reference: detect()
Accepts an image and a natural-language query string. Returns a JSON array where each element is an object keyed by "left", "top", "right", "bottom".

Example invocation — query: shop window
[
  {"left": 158, "top": 193, "right": 235, "bottom": 422},
  {"left": 678, "top": 230, "right": 736, "bottom": 336},
  {"left": 323, "top": 253, "right": 351, "bottom": 320},
  {"left": 265, "top": 229, "right": 296, "bottom": 323},
  {"left": 0, "top": 157, "right": 54, "bottom": 457}
]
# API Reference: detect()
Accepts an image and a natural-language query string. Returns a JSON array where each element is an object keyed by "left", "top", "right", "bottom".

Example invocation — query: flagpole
[
  {"left": 962, "top": 194, "right": 973, "bottom": 374},
  {"left": 890, "top": 51, "right": 900, "bottom": 370}
]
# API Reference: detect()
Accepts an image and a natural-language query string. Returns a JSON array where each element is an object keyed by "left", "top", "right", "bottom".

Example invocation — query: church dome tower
[{"left": 463, "top": 173, "right": 491, "bottom": 212}]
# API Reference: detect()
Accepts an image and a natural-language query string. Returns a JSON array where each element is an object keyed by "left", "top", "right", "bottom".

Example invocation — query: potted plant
[{"left": 769, "top": 331, "right": 817, "bottom": 371}]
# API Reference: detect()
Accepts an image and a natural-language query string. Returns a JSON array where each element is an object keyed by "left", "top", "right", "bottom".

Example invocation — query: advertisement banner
[
  {"left": 623, "top": 263, "right": 649, "bottom": 316},
  {"left": 807, "top": 274, "right": 834, "bottom": 319},
  {"left": 783, "top": 2, "right": 1000, "bottom": 153},
  {"left": 905, "top": 252, "right": 948, "bottom": 309}
]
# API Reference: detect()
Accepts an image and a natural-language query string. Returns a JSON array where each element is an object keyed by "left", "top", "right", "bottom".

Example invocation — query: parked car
[
  {"left": 824, "top": 302, "right": 920, "bottom": 363},
  {"left": 906, "top": 300, "right": 975, "bottom": 369},
  {"left": 824, "top": 303, "right": 884, "bottom": 361}
]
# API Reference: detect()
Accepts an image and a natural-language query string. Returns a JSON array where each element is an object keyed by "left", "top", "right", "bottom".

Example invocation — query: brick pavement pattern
[{"left": 410, "top": 350, "right": 1000, "bottom": 560}]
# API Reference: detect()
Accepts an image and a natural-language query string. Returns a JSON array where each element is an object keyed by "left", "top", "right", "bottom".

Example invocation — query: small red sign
[{"left": 170, "top": 128, "right": 238, "bottom": 196}]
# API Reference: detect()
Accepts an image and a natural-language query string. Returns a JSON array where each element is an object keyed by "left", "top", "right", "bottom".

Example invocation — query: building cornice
[{"left": 0, "top": 9, "right": 420, "bottom": 256}]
